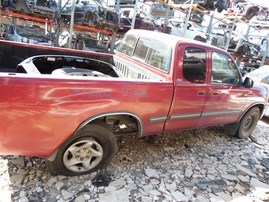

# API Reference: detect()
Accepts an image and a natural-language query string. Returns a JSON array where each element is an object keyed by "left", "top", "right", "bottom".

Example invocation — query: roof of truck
[{"left": 125, "top": 29, "right": 221, "bottom": 51}]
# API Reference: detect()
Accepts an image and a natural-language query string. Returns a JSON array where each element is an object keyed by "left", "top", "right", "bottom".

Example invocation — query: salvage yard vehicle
[
  {"left": 243, "top": 65, "right": 269, "bottom": 117},
  {"left": 169, "top": 19, "right": 207, "bottom": 42},
  {"left": 61, "top": 0, "right": 119, "bottom": 29},
  {"left": 4, "top": 24, "right": 52, "bottom": 46},
  {"left": 0, "top": 30, "right": 268, "bottom": 176},
  {"left": 1, "top": 0, "right": 58, "bottom": 17}
]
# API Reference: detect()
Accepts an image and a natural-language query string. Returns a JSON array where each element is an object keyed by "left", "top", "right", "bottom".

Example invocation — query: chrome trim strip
[
  {"left": 149, "top": 117, "right": 167, "bottom": 123},
  {"left": 201, "top": 110, "right": 241, "bottom": 117},
  {"left": 170, "top": 113, "right": 201, "bottom": 120}
]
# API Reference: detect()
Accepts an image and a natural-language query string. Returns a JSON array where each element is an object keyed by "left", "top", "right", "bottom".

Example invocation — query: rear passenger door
[
  {"left": 197, "top": 51, "right": 246, "bottom": 127},
  {"left": 165, "top": 46, "right": 209, "bottom": 131}
]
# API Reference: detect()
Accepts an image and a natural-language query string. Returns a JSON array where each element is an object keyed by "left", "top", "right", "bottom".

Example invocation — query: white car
[
  {"left": 168, "top": 19, "right": 207, "bottom": 42},
  {"left": 244, "top": 65, "right": 269, "bottom": 117}
]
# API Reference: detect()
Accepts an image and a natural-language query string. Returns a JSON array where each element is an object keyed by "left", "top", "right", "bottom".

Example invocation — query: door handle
[
  {"left": 198, "top": 91, "right": 205, "bottom": 96},
  {"left": 212, "top": 91, "right": 218, "bottom": 95}
]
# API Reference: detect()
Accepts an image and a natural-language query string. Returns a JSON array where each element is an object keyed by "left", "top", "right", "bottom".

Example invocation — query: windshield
[
  {"left": 17, "top": 26, "right": 47, "bottom": 38},
  {"left": 84, "top": 38, "right": 98, "bottom": 47},
  {"left": 83, "top": 37, "right": 106, "bottom": 49}
]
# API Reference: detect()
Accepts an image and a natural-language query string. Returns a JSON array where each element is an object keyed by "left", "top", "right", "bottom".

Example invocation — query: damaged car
[
  {"left": 1, "top": 0, "right": 58, "bottom": 17},
  {"left": 61, "top": 0, "right": 119, "bottom": 29},
  {"left": 4, "top": 24, "right": 52, "bottom": 46}
]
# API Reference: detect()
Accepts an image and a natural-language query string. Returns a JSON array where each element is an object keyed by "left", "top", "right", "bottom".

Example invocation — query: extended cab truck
[{"left": 0, "top": 30, "right": 268, "bottom": 176}]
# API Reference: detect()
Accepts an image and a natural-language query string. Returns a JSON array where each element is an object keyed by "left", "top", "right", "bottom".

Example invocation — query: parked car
[
  {"left": 140, "top": 1, "right": 171, "bottom": 19},
  {"left": 228, "top": 34, "right": 260, "bottom": 57},
  {"left": 169, "top": 19, "right": 207, "bottom": 42},
  {"left": 243, "top": 65, "right": 269, "bottom": 117},
  {"left": 199, "top": 0, "right": 230, "bottom": 12},
  {"left": 61, "top": 0, "right": 119, "bottom": 30},
  {"left": 4, "top": 24, "right": 52, "bottom": 46},
  {"left": 67, "top": 33, "right": 110, "bottom": 53},
  {"left": 174, "top": 0, "right": 230, "bottom": 12},
  {"left": 1, "top": 0, "right": 58, "bottom": 17}
]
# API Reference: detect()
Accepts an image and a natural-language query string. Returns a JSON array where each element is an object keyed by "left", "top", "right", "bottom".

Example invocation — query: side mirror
[{"left": 243, "top": 77, "right": 254, "bottom": 88}]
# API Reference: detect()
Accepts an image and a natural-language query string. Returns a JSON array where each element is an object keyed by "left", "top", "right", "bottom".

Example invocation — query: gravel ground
[{"left": 0, "top": 117, "right": 269, "bottom": 202}]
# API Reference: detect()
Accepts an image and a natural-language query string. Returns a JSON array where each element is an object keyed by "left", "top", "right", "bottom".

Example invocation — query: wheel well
[
  {"left": 48, "top": 114, "right": 141, "bottom": 162},
  {"left": 224, "top": 105, "right": 264, "bottom": 136},
  {"left": 256, "top": 104, "right": 266, "bottom": 117},
  {"left": 240, "top": 104, "right": 265, "bottom": 121},
  {"left": 86, "top": 114, "right": 141, "bottom": 137}
]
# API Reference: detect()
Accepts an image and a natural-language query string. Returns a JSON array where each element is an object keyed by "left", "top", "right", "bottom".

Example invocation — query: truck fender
[{"left": 223, "top": 104, "right": 265, "bottom": 136}]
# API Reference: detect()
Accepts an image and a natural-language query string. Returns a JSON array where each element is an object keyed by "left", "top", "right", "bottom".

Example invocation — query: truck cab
[{"left": 114, "top": 29, "right": 268, "bottom": 136}]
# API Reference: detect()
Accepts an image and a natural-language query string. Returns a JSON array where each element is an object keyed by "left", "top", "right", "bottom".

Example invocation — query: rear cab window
[
  {"left": 119, "top": 34, "right": 138, "bottom": 56},
  {"left": 133, "top": 38, "right": 151, "bottom": 61},
  {"left": 118, "top": 34, "right": 171, "bottom": 73}
]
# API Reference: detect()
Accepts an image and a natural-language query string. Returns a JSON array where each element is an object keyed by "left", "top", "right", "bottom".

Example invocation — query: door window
[
  {"left": 146, "top": 40, "right": 171, "bottom": 72},
  {"left": 183, "top": 47, "right": 206, "bottom": 83},
  {"left": 211, "top": 52, "right": 240, "bottom": 85}
]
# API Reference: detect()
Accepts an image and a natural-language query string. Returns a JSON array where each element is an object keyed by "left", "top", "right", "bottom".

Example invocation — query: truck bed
[{"left": 14, "top": 55, "right": 169, "bottom": 82}]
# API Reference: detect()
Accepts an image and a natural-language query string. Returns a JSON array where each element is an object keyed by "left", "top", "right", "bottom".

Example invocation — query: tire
[
  {"left": 46, "top": 124, "right": 117, "bottom": 176},
  {"left": 194, "top": 36, "right": 206, "bottom": 43},
  {"left": 236, "top": 44, "right": 251, "bottom": 55},
  {"left": 236, "top": 107, "right": 260, "bottom": 139},
  {"left": 244, "top": 6, "right": 260, "bottom": 20}
]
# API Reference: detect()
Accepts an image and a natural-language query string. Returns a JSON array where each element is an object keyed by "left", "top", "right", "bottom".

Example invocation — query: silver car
[{"left": 244, "top": 65, "right": 269, "bottom": 117}]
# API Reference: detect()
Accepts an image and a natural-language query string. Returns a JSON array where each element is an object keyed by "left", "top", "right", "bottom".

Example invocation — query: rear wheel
[
  {"left": 46, "top": 124, "right": 117, "bottom": 176},
  {"left": 236, "top": 107, "right": 260, "bottom": 139}
]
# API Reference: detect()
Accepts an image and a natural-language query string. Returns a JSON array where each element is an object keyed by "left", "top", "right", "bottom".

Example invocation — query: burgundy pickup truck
[{"left": 0, "top": 30, "right": 268, "bottom": 176}]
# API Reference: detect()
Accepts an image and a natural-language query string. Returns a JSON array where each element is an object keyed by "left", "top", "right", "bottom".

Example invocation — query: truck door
[
  {"left": 197, "top": 51, "right": 246, "bottom": 127},
  {"left": 165, "top": 46, "right": 208, "bottom": 131}
]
